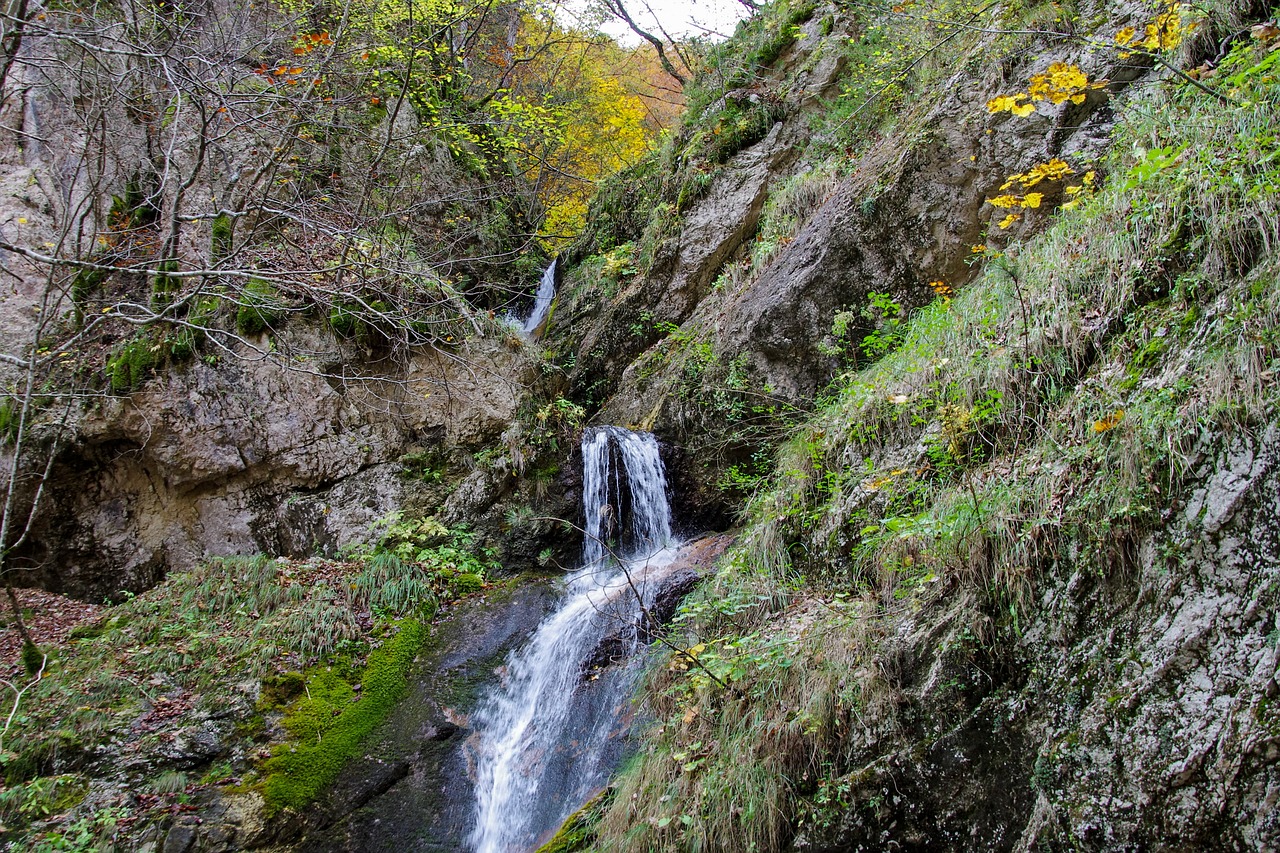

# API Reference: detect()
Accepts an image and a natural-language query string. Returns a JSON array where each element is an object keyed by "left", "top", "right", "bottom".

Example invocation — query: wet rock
[
  {"left": 581, "top": 535, "right": 733, "bottom": 677},
  {"left": 286, "top": 579, "right": 560, "bottom": 852}
]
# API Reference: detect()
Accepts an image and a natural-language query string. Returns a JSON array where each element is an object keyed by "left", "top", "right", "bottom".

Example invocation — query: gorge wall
[{"left": 2, "top": 0, "right": 1278, "bottom": 849}]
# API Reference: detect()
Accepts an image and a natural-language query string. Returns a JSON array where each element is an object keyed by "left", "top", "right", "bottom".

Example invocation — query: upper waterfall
[
  {"left": 521, "top": 259, "right": 558, "bottom": 335},
  {"left": 580, "top": 426, "right": 673, "bottom": 570}
]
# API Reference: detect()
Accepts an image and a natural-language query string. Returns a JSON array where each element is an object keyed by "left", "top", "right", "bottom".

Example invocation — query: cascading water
[
  {"left": 468, "top": 426, "right": 677, "bottom": 852},
  {"left": 519, "top": 259, "right": 558, "bottom": 336}
]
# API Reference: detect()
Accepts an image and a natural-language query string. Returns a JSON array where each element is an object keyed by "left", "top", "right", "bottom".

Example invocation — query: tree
[
  {"left": 0, "top": 0, "right": 664, "bottom": 657},
  {"left": 594, "top": 0, "right": 693, "bottom": 85}
]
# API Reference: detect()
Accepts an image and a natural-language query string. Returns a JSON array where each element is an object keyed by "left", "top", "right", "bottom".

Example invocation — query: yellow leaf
[
  {"left": 1115, "top": 26, "right": 1136, "bottom": 44},
  {"left": 1011, "top": 102, "right": 1037, "bottom": 117},
  {"left": 1022, "top": 192, "right": 1043, "bottom": 209},
  {"left": 998, "top": 213, "right": 1021, "bottom": 229},
  {"left": 1092, "top": 409, "right": 1125, "bottom": 433},
  {"left": 986, "top": 93, "right": 1028, "bottom": 114}
]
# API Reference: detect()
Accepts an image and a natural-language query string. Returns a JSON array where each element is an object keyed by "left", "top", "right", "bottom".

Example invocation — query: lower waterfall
[{"left": 467, "top": 426, "right": 677, "bottom": 852}]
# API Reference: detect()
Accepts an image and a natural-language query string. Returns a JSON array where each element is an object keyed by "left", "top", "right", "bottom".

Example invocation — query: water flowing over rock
[
  {"left": 521, "top": 259, "right": 559, "bottom": 336},
  {"left": 467, "top": 426, "right": 676, "bottom": 852}
]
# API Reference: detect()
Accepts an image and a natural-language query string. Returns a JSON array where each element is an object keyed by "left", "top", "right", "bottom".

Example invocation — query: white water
[
  {"left": 518, "top": 259, "right": 557, "bottom": 336},
  {"left": 468, "top": 427, "right": 676, "bottom": 852}
]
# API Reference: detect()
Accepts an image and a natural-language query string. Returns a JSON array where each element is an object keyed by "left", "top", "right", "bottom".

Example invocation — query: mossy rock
[
  {"left": 211, "top": 213, "right": 234, "bottom": 262},
  {"left": 260, "top": 619, "right": 427, "bottom": 813},
  {"left": 535, "top": 788, "right": 611, "bottom": 853},
  {"left": 106, "top": 335, "right": 158, "bottom": 393},
  {"left": 449, "top": 573, "right": 485, "bottom": 595},
  {"left": 236, "top": 277, "right": 285, "bottom": 336},
  {"left": 261, "top": 671, "right": 306, "bottom": 707}
]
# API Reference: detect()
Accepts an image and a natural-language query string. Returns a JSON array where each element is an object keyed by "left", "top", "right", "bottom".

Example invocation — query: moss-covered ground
[{"left": 0, "top": 520, "right": 495, "bottom": 849}]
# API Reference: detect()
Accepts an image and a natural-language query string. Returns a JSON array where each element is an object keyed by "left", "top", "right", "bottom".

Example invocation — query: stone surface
[{"left": 12, "top": 331, "right": 536, "bottom": 600}]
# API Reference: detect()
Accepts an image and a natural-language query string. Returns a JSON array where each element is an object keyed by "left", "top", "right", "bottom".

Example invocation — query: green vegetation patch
[
  {"left": 261, "top": 618, "right": 427, "bottom": 813},
  {"left": 534, "top": 787, "right": 612, "bottom": 853},
  {"left": 235, "top": 277, "right": 286, "bottom": 336}
]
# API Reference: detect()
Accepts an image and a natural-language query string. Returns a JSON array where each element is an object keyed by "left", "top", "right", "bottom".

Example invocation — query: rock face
[
  {"left": 545, "top": 8, "right": 1148, "bottom": 542},
  {"left": 519, "top": 2, "right": 1280, "bottom": 850},
  {"left": 554, "top": 119, "right": 802, "bottom": 412},
  {"left": 792, "top": 426, "right": 1280, "bottom": 851},
  {"left": 14, "top": 329, "right": 537, "bottom": 599}
]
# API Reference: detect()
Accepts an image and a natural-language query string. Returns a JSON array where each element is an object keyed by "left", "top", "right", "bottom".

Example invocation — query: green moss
[
  {"left": 109, "top": 175, "right": 159, "bottom": 229},
  {"left": 166, "top": 329, "right": 196, "bottom": 363},
  {"left": 70, "top": 266, "right": 108, "bottom": 327},
  {"left": 260, "top": 619, "right": 427, "bottom": 813},
  {"left": 22, "top": 642, "right": 43, "bottom": 676},
  {"left": 534, "top": 788, "right": 610, "bottom": 853},
  {"left": 106, "top": 335, "right": 158, "bottom": 394},
  {"left": 328, "top": 301, "right": 361, "bottom": 339},
  {"left": 211, "top": 213, "right": 234, "bottom": 262},
  {"left": 260, "top": 671, "right": 306, "bottom": 708},
  {"left": 0, "top": 398, "right": 19, "bottom": 445},
  {"left": 449, "top": 572, "right": 485, "bottom": 594},
  {"left": 151, "top": 258, "right": 179, "bottom": 309},
  {"left": 236, "top": 277, "right": 285, "bottom": 336},
  {"left": 751, "top": 2, "right": 816, "bottom": 68}
]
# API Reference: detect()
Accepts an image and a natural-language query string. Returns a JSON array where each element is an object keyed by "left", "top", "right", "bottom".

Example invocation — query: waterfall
[
  {"left": 468, "top": 427, "right": 675, "bottom": 852},
  {"left": 520, "top": 259, "right": 557, "bottom": 335}
]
